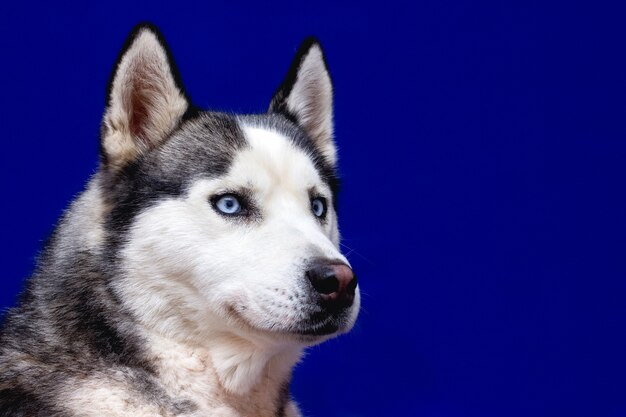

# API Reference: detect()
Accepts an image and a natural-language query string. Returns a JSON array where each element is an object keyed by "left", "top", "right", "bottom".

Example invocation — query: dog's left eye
[
  {"left": 213, "top": 194, "right": 242, "bottom": 215},
  {"left": 311, "top": 197, "right": 327, "bottom": 218}
]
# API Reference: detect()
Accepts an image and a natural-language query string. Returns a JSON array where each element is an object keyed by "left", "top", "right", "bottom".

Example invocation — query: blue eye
[
  {"left": 214, "top": 194, "right": 242, "bottom": 215},
  {"left": 311, "top": 197, "right": 327, "bottom": 218}
]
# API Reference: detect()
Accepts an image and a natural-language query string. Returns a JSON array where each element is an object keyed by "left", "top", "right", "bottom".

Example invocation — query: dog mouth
[
  {"left": 293, "top": 317, "right": 340, "bottom": 336},
  {"left": 226, "top": 302, "right": 351, "bottom": 338},
  {"left": 289, "top": 307, "right": 356, "bottom": 336},
  {"left": 225, "top": 283, "right": 359, "bottom": 340}
]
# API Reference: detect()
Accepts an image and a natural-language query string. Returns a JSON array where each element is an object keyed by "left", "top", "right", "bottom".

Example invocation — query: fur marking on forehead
[{"left": 237, "top": 126, "right": 324, "bottom": 189}]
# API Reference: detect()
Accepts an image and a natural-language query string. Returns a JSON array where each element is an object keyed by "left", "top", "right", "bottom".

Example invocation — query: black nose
[{"left": 306, "top": 262, "right": 357, "bottom": 308}]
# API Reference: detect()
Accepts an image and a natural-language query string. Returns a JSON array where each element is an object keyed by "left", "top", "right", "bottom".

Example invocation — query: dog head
[{"left": 100, "top": 25, "right": 359, "bottom": 346}]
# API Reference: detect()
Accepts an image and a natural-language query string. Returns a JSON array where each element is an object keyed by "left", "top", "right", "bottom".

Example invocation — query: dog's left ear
[{"left": 269, "top": 38, "right": 336, "bottom": 166}]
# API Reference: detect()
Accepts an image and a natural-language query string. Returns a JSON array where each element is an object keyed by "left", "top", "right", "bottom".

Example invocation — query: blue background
[{"left": 1, "top": 2, "right": 625, "bottom": 416}]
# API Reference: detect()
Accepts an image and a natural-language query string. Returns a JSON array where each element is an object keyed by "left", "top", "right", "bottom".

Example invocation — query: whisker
[{"left": 340, "top": 242, "right": 375, "bottom": 265}]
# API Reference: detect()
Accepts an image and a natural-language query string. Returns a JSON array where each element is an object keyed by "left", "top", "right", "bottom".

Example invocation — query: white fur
[{"left": 113, "top": 125, "right": 359, "bottom": 414}]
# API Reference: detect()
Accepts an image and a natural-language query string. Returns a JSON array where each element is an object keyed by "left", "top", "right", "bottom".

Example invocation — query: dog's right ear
[{"left": 101, "top": 24, "right": 190, "bottom": 172}]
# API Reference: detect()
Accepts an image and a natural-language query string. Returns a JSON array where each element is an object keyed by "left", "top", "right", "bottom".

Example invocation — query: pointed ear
[
  {"left": 269, "top": 38, "right": 336, "bottom": 166},
  {"left": 101, "top": 24, "right": 190, "bottom": 171}
]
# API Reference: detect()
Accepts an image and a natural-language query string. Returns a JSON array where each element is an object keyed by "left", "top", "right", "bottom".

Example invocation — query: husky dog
[{"left": 0, "top": 24, "right": 359, "bottom": 416}]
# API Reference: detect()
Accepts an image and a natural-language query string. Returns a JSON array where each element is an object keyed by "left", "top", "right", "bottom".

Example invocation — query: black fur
[
  {"left": 274, "top": 382, "right": 291, "bottom": 417},
  {"left": 0, "top": 386, "right": 64, "bottom": 417}
]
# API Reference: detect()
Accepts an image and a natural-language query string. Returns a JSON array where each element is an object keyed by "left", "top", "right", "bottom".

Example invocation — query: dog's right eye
[{"left": 212, "top": 194, "right": 243, "bottom": 216}]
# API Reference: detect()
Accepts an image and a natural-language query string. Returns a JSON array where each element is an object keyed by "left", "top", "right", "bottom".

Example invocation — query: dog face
[{"left": 101, "top": 26, "right": 359, "bottom": 345}]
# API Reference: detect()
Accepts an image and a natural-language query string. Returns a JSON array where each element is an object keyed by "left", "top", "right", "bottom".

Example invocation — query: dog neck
[
  {"left": 142, "top": 327, "right": 303, "bottom": 415},
  {"left": 206, "top": 332, "right": 303, "bottom": 395}
]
